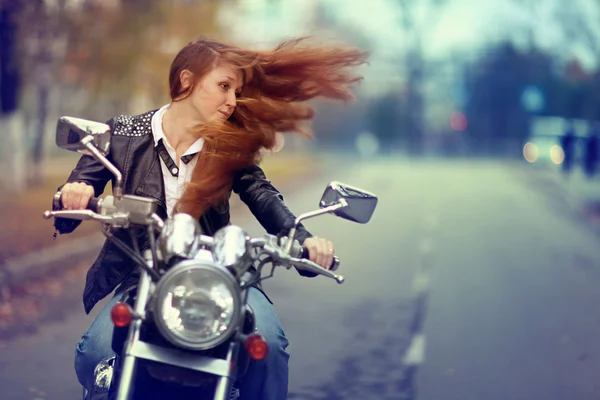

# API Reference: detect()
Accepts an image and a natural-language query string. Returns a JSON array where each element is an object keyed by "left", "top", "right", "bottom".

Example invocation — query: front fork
[
  {"left": 115, "top": 260, "right": 153, "bottom": 400},
  {"left": 113, "top": 256, "right": 241, "bottom": 400},
  {"left": 214, "top": 341, "right": 240, "bottom": 400}
]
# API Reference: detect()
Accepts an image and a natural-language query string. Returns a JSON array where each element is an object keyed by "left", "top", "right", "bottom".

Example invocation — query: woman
[{"left": 55, "top": 37, "right": 368, "bottom": 399}]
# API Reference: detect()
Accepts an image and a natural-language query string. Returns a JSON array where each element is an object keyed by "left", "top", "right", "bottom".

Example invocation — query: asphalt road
[{"left": 1, "top": 157, "right": 599, "bottom": 400}]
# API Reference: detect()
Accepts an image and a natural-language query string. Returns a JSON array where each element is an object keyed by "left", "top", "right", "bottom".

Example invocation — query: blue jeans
[{"left": 75, "top": 287, "right": 290, "bottom": 400}]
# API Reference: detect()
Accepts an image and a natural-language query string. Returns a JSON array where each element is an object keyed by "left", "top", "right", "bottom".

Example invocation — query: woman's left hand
[{"left": 302, "top": 237, "right": 335, "bottom": 270}]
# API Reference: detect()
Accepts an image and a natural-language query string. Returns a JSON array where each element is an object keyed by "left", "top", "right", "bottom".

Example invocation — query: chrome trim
[
  {"left": 214, "top": 341, "right": 239, "bottom": 399},
  {"left": 116, "top": 268, "right": 153, "bottom": 400},
  {"left": 88, "top": 356, "right": 116, "bottom": 396},
  {"left": 158, "top": 213, "right": 203, "bottom": 263}
]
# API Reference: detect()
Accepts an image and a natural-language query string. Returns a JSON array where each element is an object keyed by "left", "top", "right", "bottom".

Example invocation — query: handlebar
[
  {"left": 43, "top": 204, "right": 345, "bottom": 283},
  {"left": 46, "top": 194, "right": 159, "bottom": 228},
  {"left": 53, "top": 191, "right": 102, "bottom": 213},
  {"left": 247, "top": 236, "right": 344, "bottom": 284},
  {"left": 88, "top": 197, "right": 102, "bottom": 213}
]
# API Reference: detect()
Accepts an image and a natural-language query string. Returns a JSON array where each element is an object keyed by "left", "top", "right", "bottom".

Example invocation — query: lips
[{"left": 219, "top": 111, "right": 230, "bottom": 118}]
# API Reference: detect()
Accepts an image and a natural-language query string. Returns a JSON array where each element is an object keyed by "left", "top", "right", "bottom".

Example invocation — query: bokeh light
[
  {"left": 449, "top": 111, "right": 468, "bottom": 131},
  {"left": 550, "top": 144, "right": 565, "bottom": 164},
  {"left": 523, "top": 142, "right": 539, "bottom": 163}
]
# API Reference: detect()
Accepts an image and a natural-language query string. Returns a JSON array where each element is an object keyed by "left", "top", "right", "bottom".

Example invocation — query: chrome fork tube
[
  {"left": 213, "top": 341, "right": 239, "bottom": 400},
  {"left": 115, "top": 264, "right": 153, "bottom": 400}
]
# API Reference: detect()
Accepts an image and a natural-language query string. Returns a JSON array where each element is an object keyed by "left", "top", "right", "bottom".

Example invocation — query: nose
[{"left": 226, "top": 92, "right": 237, "bottom": 109}]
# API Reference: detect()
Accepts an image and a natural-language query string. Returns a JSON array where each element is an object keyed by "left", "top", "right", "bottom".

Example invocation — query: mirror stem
[
  {"left": 284, "top": 227, "right": 297, "bottom": 254},
  {"left": 83, "top": 140, "right": 124, "bottom": 199},
  {"left": 283, "top": 199, "right": 348, "bottom": 254}
]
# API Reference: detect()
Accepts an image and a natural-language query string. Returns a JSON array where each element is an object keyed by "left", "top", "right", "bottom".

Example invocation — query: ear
[{"left": 179, "top": 69, "right": 194, "bottom": 91}]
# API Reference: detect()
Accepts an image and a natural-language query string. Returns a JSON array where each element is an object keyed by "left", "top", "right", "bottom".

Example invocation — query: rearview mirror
[
  {"left": 319, "top": 181, "right": 377, "bottom": 224},
  {"left": 56, "top": 116, "right": 112, "bottom": 156}
]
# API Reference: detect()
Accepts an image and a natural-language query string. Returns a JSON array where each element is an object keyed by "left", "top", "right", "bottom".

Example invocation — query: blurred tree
[
  {"left": 384, "top": 0, "right": 447, "bottom": 155},
  {"left": 546, "top": 61, "right": 600, "bottom": 122},
  {"left": 0, "top": 2, "right": 20, "bottom": 115},
  {"left": 311, "top": 0, "right": 447, "bottom": 154},
  {"left": 509, "top": 0, "right": 600, "bottom": 121},
  {"left": 551, "top": 1, "right": 600, "bottom": 66},
  {"left": 17, "top": 0, "right": 69, "bottom": 185},
  {"left": 60, "top": 0, "right": 222, "bottom": 114},
  {"left": 367, "top": 90, "right": 409, "bottom": 153},
  {"left": 11, "top": 0, "right": 222, "bottom": 188},
  {"left": 0, "top": 0, "right": 26, "bottom": 192},
  {"left": 464, "top": 42, "right": 555, "bottom": 156},
  {"left": 128, "top": 0, "right": 223, "bottom": 112},
  {"left": 511, "top": 0, "right": 600, "bottom": 65},
  {"left": 59, "top": 0, "right": 168, "bottom": 115},
  {"left": 394, "top": 0, "right": 437, "bottom": 155},
  {"left": 309, "top": 2, "right": 373, "bottom": 147}
]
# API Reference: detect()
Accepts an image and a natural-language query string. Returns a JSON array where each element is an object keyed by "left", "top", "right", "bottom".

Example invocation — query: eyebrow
[{"left": 224, "top": 76, "right": 243, "bottom": 89}]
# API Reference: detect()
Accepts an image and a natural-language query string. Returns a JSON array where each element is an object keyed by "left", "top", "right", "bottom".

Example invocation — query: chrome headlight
[
  {"left": 153, "top": 260, "right": 241, "bottom": 350},
  {"left": 158, "top": 213, "right": 202, "bottom": 264},
  {"left": 211, "top": 225, "right": 251, "bottom": 277}
]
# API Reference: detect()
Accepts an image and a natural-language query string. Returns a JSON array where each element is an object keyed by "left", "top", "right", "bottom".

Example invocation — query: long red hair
[{"left": 171, "top": 37, "right": 369, "bottom": 218}]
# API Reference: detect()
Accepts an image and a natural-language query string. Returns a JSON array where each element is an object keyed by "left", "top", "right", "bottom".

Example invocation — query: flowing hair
[{"left": 170, "top": 37, "right": 369, "bottom": 218}]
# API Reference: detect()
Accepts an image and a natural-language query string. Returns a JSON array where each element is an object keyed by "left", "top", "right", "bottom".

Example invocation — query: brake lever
[
  {"left": 253, "top": 236, "right": 344, "bottom": 283},
  {"left": 43, "top": 209, "right": 114, "bottom": 222},
  {"left": 289, "top": 257, "right": 345, "bottom": 284}
]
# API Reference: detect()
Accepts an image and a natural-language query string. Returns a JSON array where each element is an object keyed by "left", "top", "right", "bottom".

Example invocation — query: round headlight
[{"left": 153, "top": 260, "right": 241, "bottom": 350}]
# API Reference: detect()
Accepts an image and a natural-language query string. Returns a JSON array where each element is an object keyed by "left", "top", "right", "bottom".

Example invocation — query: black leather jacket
[{"left": 55, "top": 110, "right": 313, "bottom": 313}]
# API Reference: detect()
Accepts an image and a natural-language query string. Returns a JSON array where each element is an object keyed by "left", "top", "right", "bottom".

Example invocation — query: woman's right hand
[{"left": 60, "top": 182, "right": 95, "bottom": 210}]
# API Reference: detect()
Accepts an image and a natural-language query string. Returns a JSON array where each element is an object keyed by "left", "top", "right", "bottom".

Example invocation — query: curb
[
  {"left": 0, "top": 156, "right": 325, "bottom": 292},
  {"left": 0, "top": 233, "right": 105, "bottom": 292}
]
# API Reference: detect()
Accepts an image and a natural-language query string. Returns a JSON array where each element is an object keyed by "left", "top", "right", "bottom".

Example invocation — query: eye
[
  {"left": 235, "top": 91, "right": 241, "bottom": 98},
  {"left": 220, "top": 83, "right": 230, "bottom": 91}
]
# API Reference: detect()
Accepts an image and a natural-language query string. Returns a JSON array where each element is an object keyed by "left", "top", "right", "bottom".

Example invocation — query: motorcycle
[{"left": 43, "top": 116, "right": 378, "bottom": 400}]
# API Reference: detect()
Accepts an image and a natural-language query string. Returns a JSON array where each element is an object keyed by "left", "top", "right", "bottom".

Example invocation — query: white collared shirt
[{"left": 150, "top": 104, "right": 204, "bottom": 217}]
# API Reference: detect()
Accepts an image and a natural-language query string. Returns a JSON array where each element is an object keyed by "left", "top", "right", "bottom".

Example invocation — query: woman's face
[{"left": 184, "top": 64, "right": 243, "bottom": 124}]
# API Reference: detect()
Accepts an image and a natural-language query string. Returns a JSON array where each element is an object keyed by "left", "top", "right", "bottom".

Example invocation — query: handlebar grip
[
  {"left": 300, "top": 247, "right": 340, "bottom": 271},
  {"left": 55, "top": 191, "right": 101, "bottom": 213},
  {"left": 87, "top": 197, "right": 101, "bottom": 213}
]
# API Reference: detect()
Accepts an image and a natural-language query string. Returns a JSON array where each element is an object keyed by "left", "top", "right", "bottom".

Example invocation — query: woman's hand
[
  {"left": 302, "top": 237, "right": 335, "bottom": 270},
  {"left": 60, "top": 182, "right": 95, "bottom": 210}
]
